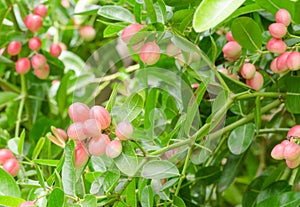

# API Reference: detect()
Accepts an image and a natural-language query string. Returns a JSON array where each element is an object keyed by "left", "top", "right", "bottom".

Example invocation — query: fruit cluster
[
  {"left": 271, "top": 125, "right": 300, "bottom": 169},
  {"left": 0, "top": 148, "right": 20, "bottom": 177},
  {"left": 7, "top": 4, "right": 62, "bottom": 79}
]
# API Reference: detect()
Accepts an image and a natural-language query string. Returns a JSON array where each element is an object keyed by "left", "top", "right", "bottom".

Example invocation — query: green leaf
[
  {"left": 48, "top": 188, "right": 65, "bottom": 207},
  {"left": 286, "top": 76, "right": 300, "bottom": 114},
  {"left": 33, "top": 159, "right": 60, "bottom": 166},
  {"left": 141, "top": 160, "right": 179, "bottom": 179},
  {"left": 0, "top": 168, "right": 21, "bottom": 197},
  {"left": 256, "top": 0, "right": 295, "bottom": 18},
  {"left": 0, "top": 56, "right": 14, "bottom": 65},
  {"left": 114, "top": 153, "right": 139, "bottom": 177},
  {"left": 103, "top": 170, "right": 120, "bottom": 193},
  {"left": 195, "top": 166, "right": 222, "bottom": 185},
  {"left": 32, "top": 137, "right": 45, "bottom": 160},
  {"left": 257, "top": 181, "right": 291, "bottom": 204},
  {"left": 81, "top": 195, "right": 97, "bottom": 207},
  {"left": 256, "top": 192, "right": 300, "bottom": 207},
  {"left": 0, "top": 196, "right": 25, "bottom": 207},
  {"left": 57, "top": 72, "right": 72, "bottom": 117},
  {"left": 17, "top": 129, "right": 25, "bottom": 155},
  {"left": 173, "top": 196, "right": 186, "bottom": 207},
  {"left": 35, "top": 165, "right": 46, "bottom": 189},
  {"left": 125, "top": 179, "right": 137, "bottom": 207},
  {"left": 229, "top": 3, "right": 263, "bottom": 20},
  {"left": 62, "top": 141, "right": 76, "bottom": 196},
  {"left": 193, "top": 0, "right": 245, "bottom": 32},
  {"left": 103, "top": 25, "right": 125, "bottom": 38},
  {"left": 144, "top": 0, "right": 157, "bottom": 23},
  {"left": 231, "top": 17, "right": 262, "bottom": 51},
  {"left": 98, "top": 6, "right": 135, "bottom": 23},
  {"left": 228, "top": 123, "right": 255, "bottom": 155},
  {"left": 141, "top": 186, "right": 154, "bottom": 207},
  {"left": 0, "top": 92, "right": 18, "bottom": 107},
  {"left": 164, "top": 0, "right": 197, "bottom": 7}
]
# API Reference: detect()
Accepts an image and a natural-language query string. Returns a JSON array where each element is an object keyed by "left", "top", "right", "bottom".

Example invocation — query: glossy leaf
[
  {"left": 141, "top": 160, "right": 179, "bottom": 179},
  {"left": 32, "top": 137, "right": 45, "bottom": 160},
  {"left": 81, "top": 195, "right": 97, "bottom": 206},
  {"left": 62, "top": 141, "right": 76, "bottom": 196},
  {"left": 125, "top": 179, "right": 137, "bottom": 207},
  {"left": 114, "top": 153, "right": 139, "bottom": 177},
  {"left": 48, "top": 188, "right": 65, "bottom": 207},
  {"left": 0, "top": 168, "right": 21, "bottom": 197},
  {"left": 141, "top": 186, "right": 154, "bottom": 207},
  {"left": 256, "top": 192, "right": 300, "bottom": 207},
  {"left": 98, "top": 6, "right": 135, "bottom": 23},
  {"left": 286, "top": 76, "right": 300, "bottom": 114},
  {"left": 0, "top": 196, "right": 25, "bottom": 207},
  {"left": 0, "top": 92, "right": 18, "bottom": 107}
]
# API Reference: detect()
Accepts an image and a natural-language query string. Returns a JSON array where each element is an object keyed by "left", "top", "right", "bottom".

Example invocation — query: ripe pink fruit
[
  {"left": 246, "top": 71, "right": 264, "bottom": 91},
  {"left": 270, "top": 58, "right": 279, "bottom": 73},
  {"left": 276, "top": 52, "right": 290, "bottom": 72},
  {"left": 80, "top": 26, "right": 96, "bottom": 42},
  {"left": 283, "top": 142, "right": 300, "bottom": 161},
  {"left": 276, "top": 9, "right": 291, "bottom": 26},
  {"left": 28, "top": 37, "right": 42, "bottom": 51},
  {"left": 266, "top": 38, "right": 287, "bottom": 54},
  {"left": 115, "top": 121, "right": 134, "bottom": 140},
  {"left": 74, "top": 143, "right": 89, "bottom": 169},
  {"left": 24, "top": 14, "right": 43, "bottom": 32},
  {"left": 83, "top": 119, "right": 101, "bottom": 137},
  {"left": 67, "top": 122, "right": 87, "bottom": 140},
  {"left": 226, "top": 31, "right": 235, "bottom": 41},
  {"left": 140, "top": 42, "right": 161, "bottom": 65},
  {"left": 18, "top": 201, "right": 36, "bottom": 207},
  {"left": 240, "top": 63, "right": 256, "bottom": 79},
  {"left": 34, "top": 64, "right": 50, "bottom": 79},
  {"left": 166, "top": 42, "right": 181, "bottom": 57},
  {"left": 106, "top": 140, "right": 122, "bottom": 159},
  {"left": 287, "top": 125, "right": 300, "bottom": 138},
  {"left": 286, "top": 158, "right": 300, "bottom": 169},
  {"left": 218, "top": 68, "right": 228, "bottom": 74},
  {"left": 16, "top": 58, "right": 31, "bottom": 74},
  {"left": 0, "top": 149, "right": 14, "bottom": 164},
  {"left": 89, "top": 106, "right": 111, "bottom": 130},
  {"left": 286, "top": 51, "right": 300, "bottom": 71},
  {"left": 271, "top": 143, "right": 285, "bottom": 160},
  {"left": 268, "top": 23, "right": 287, "bottom": 38},
  {"left": 3, "top": 158, "right": 20, "bottom": 177},
  {"left": 222, "top": 41, "right": 242, "bottom": 61},
  {"left": 68, "top": 102, "right": 90, "bottom": 122},
  {"left": 7, "top": 41, "right": 22, "bottom": 55},
  {"left": 34, "top": 4, "right": 48, "bottom": 18},
  {"left": 31, "top": 54, "right": 46, "bottom": 70},
  {"left": 50, "top": 44, "right": 62, "bottom": 58},
  {"left": 88, "top": 134, "right": 110, "bottom": 156},
  {"left": 121, "top": 23, "right": 143, "bottom": 43}
]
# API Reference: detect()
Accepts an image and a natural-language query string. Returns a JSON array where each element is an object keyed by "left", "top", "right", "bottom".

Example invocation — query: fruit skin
[
  {"left": 240, "top": 63, "right": 256, "bottom": 79},
  {"left": 49, "top": 44, "right": 62, "bottom": 58},
  {"left": 0, "top": 149, "right": 14, "bottom": 164},
  {"left": 222, "top": 41, "right": 242, "bottom": 61},
  {"left": 121, "top": 23, "right": 143, "bottom": 43},
  {"left": 28, "top": 37, "right": 42, "bottom": 51},
  {"left": 276, "top": 9, "right": 291, "bottom": 26},
  {"left": 271, "top": 143, "right": 286, "bottom": 160},
  {"left": 283, "top": 142, "right": 300, "bottom": 161},
  {"left": 34, "top": 4, "right": 48, "bottom": 18},
  {"left": 74, "top": 143, "right": 89, "bottom": 169},
  {"left": 287, "top": 125, "right": 300, "bottom": 138},
  {"left": 115, "top": 121, "right": 134, "bottom": 140},
  {"left": 106, "top": 140, "right": 122, "bottom": 159},
  {"left": 16, "top": 58, "right": 31, "bottom": 74},
  {"left": 140, "top": 42, "right": 161, "bottom": 65},
  {"left": 67, "top": 122, "right": 87, "bottom": 141},
  {"left": 80, "top": 26, "right": 96, "bottom": 42},
  {"left": 270, "top": 58, "right": 279, "bottom": 73},
  {"left": 88, "top": 134, "right": 110, "bottom": 156},
  {"left": 2, "top": 158, "right": 20, "bottom": 177},
  {"left": 246, "top": 71, "right": 264, "bottom": 91},
  {"left": 83, "top": 119, "right": 102, "bottom": 137},
  {"left": 68, "top": 102, "right": 90, "bottom": 122},
  {"left": 226, "top": 31, "right": 235, "bottom": 41},
  {"left": 34, "top": 64, "right": 50, "bottom": 79},
  {"left": 89, "top": 106, "right": 111, "bottom": 130},
  {"left": 166, "top": 42, "right": 181, "bottom": 57},
  {"left": 286, "top": 51, "right": 300, "bottom": 71},
  {"left": 268, "top": 23, "right": 287, "bottom": 38},
  {"left": 8, "top": 41, "right": 22, "bottom": 56},
  {"left": 266, "top": 38, "right": 287, "bottom": 54},
  {"left": 276, "top": 52, "right": 290, "bottom": 73},
  {"left": 24, "top": 14, "right": 43, "bottom": 32},
  {"left": 286, "top": 158, "right": 300, "bottom": 169},
  {"left": 57, "top": 128, "right": 68, "bottom": 141},
  {"left": 31, "top": 54, "right": 47, "bottom": 70},
  {"left": 18, "top": 201, "right": 35, "bottom": 207}
]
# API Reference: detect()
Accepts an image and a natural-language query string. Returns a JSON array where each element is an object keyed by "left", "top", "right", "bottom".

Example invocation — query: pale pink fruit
[
  {"left": 34, "top": 64, "right": 49, "bottom": 79},
  {"left": 50, "top": 44, "right": 62, "bottom": 58},
  {"left": 222, "top": 41, "right": 242, "bottom": 61},
  {"left": 88, "top": 134, "right": 110, "bottom": 156},
  {"left": 240, "top": 63, "right": 256, "bottom": 79},
  {"left": 67, "top": 122, "right": 87, "bottom": 141},
  {"left": 287, "top": 125, "right": 300, "bottom": 138},
  {"left": 276, "top": 9, "right": 291, "bottom": 26},
  {"left": 226, "top": 31, "right": 235, "bottom": 41},
  {"left": 166, "top": 42, "right": 181, "bottom": 57},
  {"left": 268, "top": 23, "right": 287, "bottom": 38},
  {"left": 7, "top": 41, "right": 22, "bottom": 55},
  {"left": 74, "top": 143, "right": 89, "bottom": 169},
  {"left": 80, "top": 26, "right": 96, "bottom": 42},
  {"left": 286, "top": 158, "right": 300, "bottom": 169},
  {"left": 24, "top": 14, "right": 43, "bottom": 32},
  {"left": 287, "top": 51, "right": 300, "bottom": 71},
  {"left": 121, "top": 23, "right": 143, "bottom": 43},
  {"left": 246, "top": 71, "right": 264, "bottom": 91},
  {"left": 106, "top": 140, "right": 122, "bottom": 159},
  {"left": 83, "top": 119, "right": 101, "bottom": 137},
  {"left": 31, "top": 54, "right": 46, "bottom": 70},
  {"left": 115, "top": 121, "right": 134, "bottom": 140},
  {"left": 55, "top": 128, "right": 68, "bottom": 141},
  {"left": 3, "top": 158, "right": 20, "bottom": 177},
  {"left": 140, "top": 42, "right": 161, "bottom": 65},
  {"left": 283, "top": 142, "right": 300, "bottom": 161},
  {"left": 266, "top": 38, "right": 287, "bottom": 54},
  {"left": 270, "top": 58, "right": 279, "bottom": 73},
  {"left": 218, "top": 68, "right": 228, "bottom": 74},
  {"left": 276, "top": 52, "right": 290, "bottom": 72},
  {"left": 68, "top": 102, "right": 90, "bottom": 122},
  {"left": 16, "top": 58, "right": 31, "bottom": 74},
  {"left": 28, "top": 37, "right": 42, "bottom": 51},
  {"left": 18, "top": 201, "right": 36, "bottom": 207},
  {"left": 0, "top": 149, "right": 14, "bottom": 164},
  {"left": 271, "top": 143, "right": 285, "bottom": 160},
  {"left": 34, "top": 4, "right": 48, "bottom": 18},
  {"left": 89, "top": 106, "right": 111, "bottom": 129}
]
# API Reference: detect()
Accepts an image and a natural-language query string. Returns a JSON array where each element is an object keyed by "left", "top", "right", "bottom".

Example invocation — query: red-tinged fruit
[
  {"left": 80, "top": 26, "right": 96, "bottom": 42},
  {"left": 271, "top": 143, "right": 286, "bottom": 160},
  {"left": 226, "top": 31, "right": 235, "bottom": 41},
  {"left": 270, "top": 58, "right": 279, "bottom": 73},
  {"left": 28, "top": 37, "right": 42, "bottom": 51},
  {"left": 121, "top": 23, "right": 143, "bottom": 43},
  {"left": 218, "top": 68, "right": 228, "bottom": 74},
  {"left": 68, "top": 102, "right": 90, "bottom": 122},
  {"left": 50, "top": 44, "right": 62, "bottom": 58},
  {"left": 106, "top": 140, "right": 122, "bottom": 159},
  {"left": 88, "top": 134, "right": 110, "bottom": 156},
  {"left": 115, "top": 121, "right": 134, "bottom": 140},
  {"left": 31, "top": 54, "right": 46, "bottom": 70},
  {"left": 283, "top": 142, "right": 300, "bottom": 161},
  {"left": 266, "top": 38, "right": 287, "bottom": 54},
  {"left": 276, "top": 52, "right": 290, "bottom": 73},
  {"left": 246, "top": 71, "right": 264, "bottom": 91},
  {"left": 0, "top": 149, "right": 14, "bottom": 164},
  {"left": 7, "top": 41, "right": 22, "bottom": 55},
  {"left": 34, "top": 64, "right": 49, "bottom": 79},
  {"left": 89, "top": 105, "right": 111, "bottom": 129},
  {"left": 140, "top": 42, "right": 161, "bottom": 65},
  {"left": 276, "top": 9, "right": 291, "bottom": 26},
  {"left": 24, "top": 14, "right": 43, "bottom": 32},
  {"left": 83, "top": 119, "right": 101, "bottom": 137},
  {"left": 287, "top": 51, "right": 300, "bottom": 71},
  {"left": 240, "top": 63, "right": 256, "bottom": 79},
  {"left": 67, "top": 122, "right": 87, "bottom": 141},
  {"left": 222, "top": 41, "right": 242, "bottom": 61},
  {"left": 34, "top": 4, "right": 48, "bottom": 18},
  {"left": 18, "top": 201, "right": 36, "bottom": 207},
  {"left": 3, "top": 158, "right": 20, "bottom": 177},
  {"left": 287, "top": 125, "right": 300, "bottom": 138},
  {"left": 16, "top": 58, "right": 31, "bottom": 74},
  {"left": 74, "top": 143, "right": 89, "bottom": 169},
  {"left": 268, "top": 23, "right": 287, "bottom": 38}
]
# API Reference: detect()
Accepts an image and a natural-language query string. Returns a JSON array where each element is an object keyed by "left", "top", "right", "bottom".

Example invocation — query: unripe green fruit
[
  {"left": 106, "top": 140, "right": 122, "bottom": 159},
  {"left": 74, "top": 143, "right": 89, "bottom": 169},
  {"left": 140, "top": 42, "right": 161, "bottom": 65},
  {"left": 88, "top": 134, "right": 110, "bottom": 156},
  {"left": 115, "top": 121, "right": 133, "bottom": 140},
  {"left": 0, "top": 149, "right": 14, "bottom": 164},
  {"left": 3, "top": 158, "right": 20, "bottom": 177},
  {"left": 246, "top": 71, "right": 264, "bottom": 91}
]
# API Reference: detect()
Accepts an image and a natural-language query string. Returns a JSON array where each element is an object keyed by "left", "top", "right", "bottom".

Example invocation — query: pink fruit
[
  {"left": 270, "top": 58, "right": 279, "bottom": 73},
  {"left": 67, "top": 122, "right": 87, "bottom": 141},
  {"left": 228, "top": 73, "right": 239, "bottom": 80},
  {"left": 88, "top": 134, "right": 110, "bottom": 156},
  {"left": 3, "top": 158, "right": 20, "bottom": 177},
  {"left": 68, "top": 102, "right": 90, "bottom": 122},
  {"left": 240, "top": 63, "right": 256, "bottom": 79},
  {"left": 16, "top": 58, "right": 31, "bottom": 74},
  {"left": 218, "top": 68, "right": 228, "bottom": 74},
  {"left": 28, "top": 37, "right": 42, "bottom": 51},
  {"left": 24, "top": 14, "right": 43, "bottom": 32},
  {"left": 286, "top": 158, "right": 300, "bottom": 169},
  {"left": 80, "top": 26, "right": 96, "bottom": 42},
  {"left": 74, "top": 143, "right": 89, "bottom": 169},
  {"left": 31, "top": 54, "right": 46, "bottom": 70},
  {"left": 222, "top": 41, "right": 242, "bottom": 61},
  {"left": 115, "top": 121, "right": 134, "bottom": 140},
  {"left": 276, "top": 9, "right": 291, "bottom": 26},
  {"left": 34, "top": 64, "right": 50, "bottom": 79},
  {"left": 106, "top": 140, "right": 122, "bottom": 159},
  {"left": 89, "top": 106, "right": 111, "bottom": 129},
  {"left": 287, "top": 125, "right": 300, "bottom": 138},
  {"left": 18, "top": 201, "right": 36, "bottom": 207},
  {"left": 246, "top": 71, "right": 264, "bottom": 91},
  {"left": 83, "top": 119, "right": 101, "bottom": 137},
  {"left": 276, "top": 52, "right": 290, "bottom": 72},
  {"left": 121, "top": 23, "right": 143, "bottom": 43},
  {"left": 57, "top": 128, "right": 68, "bottom": 141},
  {"left": 50, "top": 44, "right": 62, "bottom": 58},
  {"left": 283, "top": 142, "right": 300, "bottom": 161},
  {"left": 226, "top": 31, "right": 235, "bottom": 41},
  {"left": 34, "top": 4, "right": 48, "bottom": 18},
  {"left": 286, "top": 51, "right": 300, "bottom": 71},
  {"left": 140, "top": 42, "right": 161, "bottom": 65},
  {"left": 266, "top": 38, "right": 287, "bottom": 54},
  {"left": 268, "top": 23, "right": 287, "bottom": 38},
  {"left": 7, "top": 41, "right": 22, "bottom": 55},
  {"left": 0, "top": 149, "right": 14, "bottom": 164},
  {"left": 166, "top": 42, "right": 181, "bottom": 57},
  {"left": 271, "top": 143, "right": 285, "bottom": 160}
]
